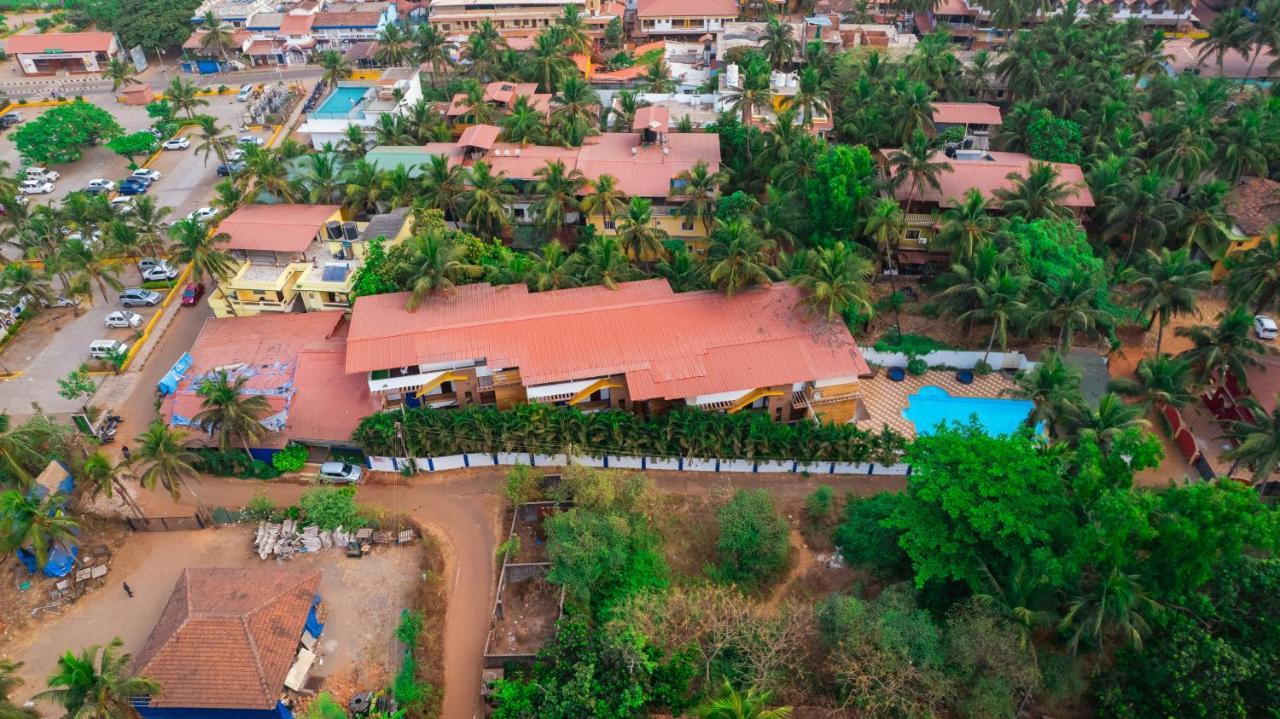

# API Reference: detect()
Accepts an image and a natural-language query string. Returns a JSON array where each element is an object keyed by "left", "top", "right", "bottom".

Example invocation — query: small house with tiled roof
[
  {"left": 132, "top": 567, "right": 323, "bottom": 719},
  {"left": 1215, "top": 176, "right": 1280, "bottom": 280}
]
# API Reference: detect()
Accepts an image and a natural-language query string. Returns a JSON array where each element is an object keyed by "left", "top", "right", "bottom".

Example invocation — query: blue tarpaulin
[
  {"left": 137, "top": 700, "right": 294, "bottom": 719},
  {"left": 18, "top": 543, "right": 79, "bottom": 578},
  {"left": 158, "top": 353, "right": 194, "bottom": 396},
  {"left": 305, "top": 595, "right": 324, "bottom": 638}
]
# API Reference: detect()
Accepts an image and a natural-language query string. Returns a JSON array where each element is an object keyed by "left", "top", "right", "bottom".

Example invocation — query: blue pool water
[
  {"left": 903, "top": 385, "right": 1034, "bottom": 436},
  {"left": 313, "top": 86, "right": 370, "bottom": 119}
]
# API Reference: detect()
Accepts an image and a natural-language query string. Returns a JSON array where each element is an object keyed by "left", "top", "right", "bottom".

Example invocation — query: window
[
  {"left": 604, "top": 219, "right": 616, "bottom": 229},
  {"left": 681, "top": 217, "right": 695, "bottom": 231},
  {"left": 905, "top": 229, "right": 922, "bottom": 240}
]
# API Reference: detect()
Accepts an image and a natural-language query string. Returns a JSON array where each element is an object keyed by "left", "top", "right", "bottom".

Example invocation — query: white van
[
  {"left": 24, "top": 167, "right": 59, "bottom": 182},
  {"left": 237, "top": 84, "right": 256, "bottom": 102},
  {"left": 89, "top": 339, "right": 130, "bottom": 360}
]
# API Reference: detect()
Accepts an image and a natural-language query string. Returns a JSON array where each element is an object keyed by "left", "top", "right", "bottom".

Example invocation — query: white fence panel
[
  {"left": 755, "top": 460, "right": 793, "bottom": 474},
  {"left": 684, "top": 458, "right": 719, "bottom": 472},
  {"left": 465, "top": 453, "right": 495, "bottom": 467},
  {"left": 862, "top": 349, "right": 1035, "bottom": 371},
  {"left": 496, "top": 452, "right": 530, "bottom": 465},
  {"left": 533, "top": 453, "right": 568, "bottom": 467},
  {"left": 368, "top": 456, "right": 397, "bottom": 472},
  {"left": 872, "top": 463, "right": 912, "bottom": 475},
  {"left": 719, "top": 459, "right": 754, "bottom": 473},
  {"left": 431, "top": 454, "right": 467, "bottom": 472},
  {"left": 571, "top": 455, "right": 607, "bottom": 468},
  {"left": 607, "top": 455, "right": 644, "bottom": 469},
  {"left": 647, "top": 457, "right": 681, "bottom": 471},
  {"left": 832, "top": 461, "right": 873, "bottom": 474},
  {"left": 795, "top": 461, "right": 833, "bottom": 475}
]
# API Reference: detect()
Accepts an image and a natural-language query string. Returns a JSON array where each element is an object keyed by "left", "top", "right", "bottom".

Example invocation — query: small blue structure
[
  {"left": 15, "top": 461, "right": 79, "bottom": 577},
  {"left": 17, "top": 543, "right": 79, "bottom": 578},
  {"left": 158, "top": 353, "right": 194, "bottom": 396}
]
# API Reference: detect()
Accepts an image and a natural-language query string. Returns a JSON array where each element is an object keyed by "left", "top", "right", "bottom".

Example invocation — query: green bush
[
  {"left": 140, "top": 280, "right": 174, "bottom": 290},
  {"left": 243, "top": 492, "right": 277, "bottom": 522},
  {"left": 907, "top": 357, "right": 929, "bottom": 376},
  {"left": 832, "top": 493, "right": 912, "bottom": 579},
  {"left": 272, "top": 444, "right": 308, "bottom": 473},
  {"left": 874, "top": 332, "right": 952, "bottom": 354},
  {"left": 715, "top": 489, "right": 791, "bottom": 588},
  {"left": 193, "top": 449, "right": 281, "bottom": 479},
  {"left": 395, "top": 608, "right": 424, "bottom": 646},
  {"left": 298, "top": 485, "right": 368, "bottom": 530},
  {"left": 504, "top": 465, "right": 540, "bottom": 505},
  {"left": 496, "top": 535, "right": 521, "bottom": 562},
  {"left": 973, "top": 359, "right": 993, "bottom": 376},
  {"left": 392, "top": 652, "right": 434, "bottom": 709},
  {"left": 805, "top": 485, "right": 835, "bottom": 522}
]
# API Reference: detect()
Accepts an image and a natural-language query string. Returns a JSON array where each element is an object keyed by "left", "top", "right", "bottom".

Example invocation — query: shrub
[
  {"left": 496, "top": 535, "right": 521, "bottom": 563},
  {"left": 715, "top": 489, "right": 790, "bottom": 588},
  {"left": 392, "top": 652, "right": 434, "bottom": 708},
  {"left": 396, "top": 608, "right": 424, "bottom": 646},
  {"left": 301, "top": 693, "right": 346, "bottom": 719},
  {"left": 973, "top": 359, "right": 993, "bottom": 376},
  {"left": 805, "top": 485, "right": 835, "bottom": 522},
  {"left": 298, "top": 486, "right": 368, "bottom": 529},
  {"left": 505, "top": 465, "right": 540, "bottom": 505},
  {"left": 272, "top": 444, "right": 308, "bottom": 473},
  {"left": 874, "top": 332, "right": 952, "bottom": 354},
  {"left": 907, "top": 357, "right": 929, "bottom": 376},
  {"left": 243, "top": 492, "right": 277, "bottom": 522},
  {"left": 833, "top": 493, "right": 912, "bottom": 579}
]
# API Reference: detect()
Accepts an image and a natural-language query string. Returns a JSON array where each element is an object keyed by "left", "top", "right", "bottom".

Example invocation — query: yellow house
[
  {"left": 1215, "top": 176, "right": 1280, "bottom": 281},
  {"left": 208, "top": 205, "right": 412, "bottom": 318}
]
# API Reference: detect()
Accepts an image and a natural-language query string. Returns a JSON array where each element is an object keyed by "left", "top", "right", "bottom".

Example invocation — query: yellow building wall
[
  {"left": 1213, "top": 233, "right": 1260, "bottom": 282},
  {"left": 588, "top": 212, "right": 711, "bottom": 256}
]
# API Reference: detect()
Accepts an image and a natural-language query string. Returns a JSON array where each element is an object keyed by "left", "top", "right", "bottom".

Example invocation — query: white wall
[
  {"left": 366, "top": 453, "right": 912, "bottom": 476},
  {"left": 862, "top": 349, "right": 1037, "bottom": 371}
]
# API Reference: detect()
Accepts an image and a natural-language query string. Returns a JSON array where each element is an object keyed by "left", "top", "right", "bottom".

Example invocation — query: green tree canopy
[{"left": 13, "top": 101, "right": 124, "bottom": 164}]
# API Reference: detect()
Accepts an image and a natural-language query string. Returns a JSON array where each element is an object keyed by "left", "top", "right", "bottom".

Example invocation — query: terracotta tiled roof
[
  {"left": 313, "top": 11, "right": 385, "bottom": 27},
  {"left": 882, "top": 150, "right": 1093, "bottom": 209},
  {"left": 345, "top": 280, "right": 871, "bottom": 400},
  {"left": 6, "top": 31, "right": 115, "bottom": 55},
  {"left": 184, "top": 28, "right": 251, "bottom": 50},
  {"left": 279, "top": 13, "right": 315, "bottom": 34},
  {"left": 218, "top": 204, "right": 340, "bottom": 253},
  {"left": 636, "top": 0, "right": 738, "bottom": 17},
  {"left": 446, "top": 82, "right": 548, "bottom": 116},
  {"left": 633, "top": 105, "right": 671, "bottom": 131},
  {"left": 133, "top": 567, "right": 320, "bottom": 710},
  {"left": 459, "top": 124, "right": 502, "bottom": 149},
  {"left": 245, "top": 39, "right": 284, "bottom": 55},
  {"left": 931, "top": 102, "right": 1002, "bottom": 126},
  {"left": 1226, "top": 176, "right": 1280, "bottom": 236}
]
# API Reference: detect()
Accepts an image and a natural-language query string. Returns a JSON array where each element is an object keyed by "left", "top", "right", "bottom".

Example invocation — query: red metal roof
[
  {"left": 459, "top": 124, "right": 502, "bottom": 150},
  {"left": 133, "top": 567, "right": 320, "bottom": 710},
  {"left": 6, "top": 31, "right": 115, "bottom": 55},
  {"left": 636, "top": 0, "right": 737, "bottom": 18},
  {"left": 345, "top": 280, "right": 870, "bottom": 400},
  {"left": 289, "top": 336, "right": 383, "bottom": 443},
  {"left": 883, "top": 150, "right": 1093, "bottom": 209},
  {"left": 633, "top": 105, "right": 671, "bottom": 131},
  {"left": 218, "top": 204, "right": 340, "bottom": 253},
  {"left": 931, "top": 102, "right": 1002, "bottom": 126}
]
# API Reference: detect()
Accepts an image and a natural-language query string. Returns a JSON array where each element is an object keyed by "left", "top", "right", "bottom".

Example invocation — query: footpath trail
[{"left": 130, "top": 468, "right": 900, "bottom": 718}]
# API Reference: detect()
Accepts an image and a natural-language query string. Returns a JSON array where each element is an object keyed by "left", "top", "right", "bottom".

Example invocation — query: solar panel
[{"left": 321, "top": 264, "right": 349, "bottom": 282}]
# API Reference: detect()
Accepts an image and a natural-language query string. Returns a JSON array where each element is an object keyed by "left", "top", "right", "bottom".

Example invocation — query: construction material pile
[{"left": 253, "top": 521, "right": 354, "bottom": 560}]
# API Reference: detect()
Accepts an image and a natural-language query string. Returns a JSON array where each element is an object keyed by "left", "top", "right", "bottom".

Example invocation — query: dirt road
[{"left": 126, "top": 468, "right": 899, "bottom": 719}]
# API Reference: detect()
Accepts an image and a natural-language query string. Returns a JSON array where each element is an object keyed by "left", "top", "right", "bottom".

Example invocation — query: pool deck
[{"left": 856, "top": 369, "right": 1019, "bottom": 439}]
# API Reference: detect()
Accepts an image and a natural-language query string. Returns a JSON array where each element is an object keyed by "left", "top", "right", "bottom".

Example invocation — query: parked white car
[
  {"left": 110, "top": 197, "right": 135, "bottom": 214},
  {"left": 1254, "top": 315, "right": 1277, "bottom": 340},
  {"left": 238, "top": 135, "right": 265, "bottom": 147},
  {"left": 186, "top": 207, "right": 217, "bottom": 223},
  {"left": 105, "top": 310, "right": 144, "bottom": 328},
  {"left": 19, "top": 180, "right": 53, "bottom": 195},
  {"left": 161, "top": 137, "right": 190, "bottom": 150},
  {"left": 86, "top": 178, "right": 115, "bottom": 192},
  {"left": 89, "top": 339, "right": 130, "bottom": 360},
  {"left": 24, "top": 167, "right": 59, "bottom": 182},
  {"left": 141, "top": 265, "right": 179, "bottom": 282},
  {"left": 318, "top": 462, "right": 363, "bottom": 484},
  {"left": 130, "top": 168, "right": 161, "bottom": 183},
  {"left": 226, "top": 148, "right": 246, "bottom": 161},
  {"left": 45, "top": 296, "right": 80, "bottom": 308}
]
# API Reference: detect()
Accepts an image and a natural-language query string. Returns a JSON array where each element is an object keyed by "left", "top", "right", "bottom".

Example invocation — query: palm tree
[
  {"left": 0, "top": 659, "right": 37, "bottom": 719},
  {"left": 462, "top": 161, "right": 515, "bottom": 237},
  {"left": 193, "top": 370, "right": 272, "bottom": 456},
  {"left": 532, "top": 160, "right": 586, "bottom": 239},
  {"left": 613, "top": 198, "right": 669, "bottom": 263},
  {"left": 672, "top": 161, "right": 726, "bottom": 235},
  {"left": 36, "top": 638, "right": 158, "bottom": 718},
  {"left": 655, "top": 248, "right": 709, "bottom": 292},
  {"left": 760, "top": 17, "right": 798, "bottom": 70},
  {"left": 527, "top": 241, "right": 581, "bottom": 292},
  {"left": 414, "top": 23, "right": 452, "bottom": 87},
  {"left": 529, "top": 30, "right": 573, "bottom": 93},
  {"left": 168, "top": 218, "right": 235, "bottom": 285},
  {"left": 1178, "top": 181, "right": 1231, "bottom": 261},
  {"left": 0, "top": 413, "right": 45, "bottom": 486},
  {"left": 376, "top": 23, "right": 414, "bottom": 66},
  {"left": 164, "top": 76, "right": 208, "bottom": 119},
  {"left": 1110, "top": 354, "right": 1196, "bottom": 415},
  {"left": 1, "top": 263, "right": 55, "bottom": 308},
  {"left": 241, "top": 147, "right": 300, "bottom": 203},
  {"left": 938, "top": 189, "right": 998, "bottom": 263},
  {"left": 1070, "top": 392, "right": 1149, "bottom": 451},
  {"left": 419, "top": 154, "right": 465, "bottom": 217},
  {"left": 975, "top": 559, "right": 1055, "bottom": 663},
  {"left": 789, "top": 66, "right": 828, "bottom": 127},
  {"left": 707, "top": 219, "right": 779, "bottom": 297},
  {"left": 1059, "top": 566, "right": 1160, "bottom": 654},
  {"left": 1008, "top": 349, "right": 1083, "bottom": 437},
  {"left": 500, "top": 96, "right": 545, "bottom": 146},
  {"left": 196, "top": 10, "right": 235, "bottom": 59},
  {"left": 1193, "top": 8, "right": 1251, "bottom": 77},
  {"left": 695, "top": 680, "right": 792, "bottom": 719},
  {"left": 341, "top": 159, "right": 388, "bottom": 215},
  {"left": 81, "top": 451, "right": 143, "bottom": 518},
  {"left": 126, "top": 197, "right": 172, "bottom": 259},
  {"left": 211, "top": 179, "right": 248, "bottom": 217},
  {"left": 888, "top": 128, "right": 947, "bottom": 216},
  {"left": 993, "top": 163, "right": 1075, "bottom": 221},
  {"left": 552, "top": 77, "right": 600, "bottom": 129},
  {"left": 574, "top": 234, "right": 639, "bottom": 289},
  {"left": 131, "top": 423, "right": 199, "bottom": 499},
  {"left": 556, "top": 4, "right": 592, "bottom": 55},
  {"left": 1223, "top": 398, "right": 1280, "bottom": 481},
  {"left": 103, "top": 56, "right": 138, "bottom": 92},
  {"left": 1103, "top": 169, "right": 1182, "bottom": 262},
  {"left": 1032, "top": 268, "right": 1110, "bottom": 352},
  {"left": 296, "top": 152, "right": 346, "bottom": 205},
  {"left": 1176, "top": 307, "right": 1266, "bottom": 388},
  {"left": 398, "top": 231, "right": 470, "bottom": 310},
  {"left": 968, "top": 270, "right": 1030, "bottom": 363},
  {"left": 316, "top": 49, "right": 353, "bottom": 87},
  {"left": 1225, "top": 229, "right": 1280, "bottom": 314},
  {"left": 580, "top": 174, "right": 627, "bottom": 225},
  {"left": 725, "top": 60, "right": 770, "bottom": 126},
  {"left": 864, "top": 198, "right": 907, "bottom": 334},
  {"left": 61, "top": 239, "right": 122, "bottom": 302},
  {"left": 791, "top": 242, "right": 874, "bottom": 322},
  {"left": 1128, "top": 248, "right": 1210, "bottom": 355},
  {"left": 640, "top": 58, "right": 678, "bottom": 93},
  {"left": 339, "top": 124, "right": 368, "bottom": 161},
  {"left": 193, "top": 116, "right": 233, "bottom": 168},
  {"left": 0, "top": 490, "right": 79, "bottom": 568}
]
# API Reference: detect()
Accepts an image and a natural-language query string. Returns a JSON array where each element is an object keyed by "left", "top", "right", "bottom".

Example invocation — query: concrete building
[
  {"left": 930, "top": 101, "right": 1002, "bottom": 150},
  {"left": 5, "top": 32, "right": 121, "bottom": 76},
  {"left": 186, "top": 0, "right": 397, "bottom": 66},
  {"left": 634, "top": 0, "right": 738, "bottom": 39},
  {"left": 297, "top": 67, "right": 426, "bottom": 148},
  {"left": 427, "top": 0, "right": 587, "bottom": 36}
]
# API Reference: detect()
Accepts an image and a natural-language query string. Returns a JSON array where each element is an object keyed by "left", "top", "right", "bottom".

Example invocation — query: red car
[{"left": 180, "top": 282, "right": 205, "bottom": 306}]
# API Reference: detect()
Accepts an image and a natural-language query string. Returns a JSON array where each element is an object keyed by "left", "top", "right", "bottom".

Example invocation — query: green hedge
[
  {"left": 193, "top": 448, "right": 280, "bottom": 479},
  {"left": 353, "top": 403, "right": 906, "bottom": 463}
]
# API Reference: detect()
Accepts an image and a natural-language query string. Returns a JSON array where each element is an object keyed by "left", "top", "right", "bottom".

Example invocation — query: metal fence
[{"left": 126, "top": 514, "right": 207, "bottom": 532}]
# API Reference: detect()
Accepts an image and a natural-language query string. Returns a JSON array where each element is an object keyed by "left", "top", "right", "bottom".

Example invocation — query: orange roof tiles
[
  {"left": 345, "top": 280, "right": 870, "bottom": 400},
  {"left": 931, "top": 102, "right": 1002, "bottom": 126},
  {"left": 459, "top": 124, "right": 502, "bottom": 150},
  {"left": 133, "top": 567, "right": 320, "bottom": 710},
  {"left": 279, "top": 13, "right": 315, "bottom": 34},
  {"left": 633, "top": 105, "right": 671, "bottom": 131},
  {"left": 289, "top": 336, "right": 383, "bottom": 443},
  {"left": 1226, "top": 176, "right": 1280, "bottom": 236},
  {"left": 6, "top": 31, "right": 115, "bottom": 55},
  {"left": 636, "top": 0, "right": 738, "bottom": 17},
  {"left": 883, "top": 150, "right": 1093, "bottom": 209},
  {"left": 217, "top": 204, "right": 340, "bottom": 253}
]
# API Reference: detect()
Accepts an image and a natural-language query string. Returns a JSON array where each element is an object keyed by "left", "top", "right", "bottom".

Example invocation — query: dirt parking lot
[{"left": 0, "top": 525, "right": 424, "bottom": 710}]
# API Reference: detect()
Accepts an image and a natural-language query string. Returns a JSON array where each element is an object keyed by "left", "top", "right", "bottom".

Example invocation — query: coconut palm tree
[
  {"left": 574, "top": 234, "right": 640, "bottom": 289},
  {"left": 1059, "top": 566, "right": 1160, "bottom": 654},
  {"left": 398, "top": 231, "right": 471, "bottom": 310},
  {"left": 532, "top": 160, "right": 586, "bottom": 239},
  {"left": 376, "top": 23, "right": 414, "bottom": 66},
  {"left": 580, "top": 174, "right": 628, "bottom": 226},
  {"left": 1193, "top": 8, "right": 1252, "bottom": 77},
  {"left": 967, "top": 269, "right": 1030, "bottom": 363},
  {"left": 168, "top": 218, "right": 234, "bottom": 285},
  {"left": 1176, "top": 307, "right": 1266, "bottom": 389},
  {"left": 1103, "top": 169, "right": 1183, "bottom": 262},
  {"left": 529, "top": 30, "right": 574, "bottom": 93},
  {"left": 552, "top": 77, "right": 600, "bottom": 129},
  {"left": 695, "top": 680, "right": 792, "bottom": 719},
  {"left": 1032, "top": 268, "right": 1110, "bottom": 352},
  {"left": 938, "top": 189, "right": 998, "bottom": 263},
  {"left": 527, "top": 241, "right": 581, "bottom": 292},
  {"left": 789, "top": 66, "right": 828, "bottom": 127},
  {"left": 760, "top": 17, "right": 798, "bottom": 70},
  {"left": 295, "top": 152, "right": 346, "bottom": 205},
  {"left": 196, "top": 10, "right": 235, "bottom": 60},
  {"left": 1225, "top": 229, "right": 1280, "bottom": 315},
  {"left": 1109, "top": 354, "right": 1196, "bottom": 415},
  {"left": 103, "top": 56, "right": 138, "bottom": 92},
  {"left": 241, "top": 147, "right": 300, "bottom": 203},
  {"left": 462, "top": 161, "right": 516, "bottom": 237},
  {"left": 0, "top": 490, "right": 79, "bottom": 568},
  {"left": 0, "top": 659, "right": 37, "bottom": 719},
  {"left": 500, "top": 96, "right": 545, "bottom": 145},
  {"left": 1008, "top": 349, "right": 1083, "bottom": 437},
  {"left": 707, "top": 219, "right": 779, "bottom": 297},
  {"left": 61, "top": 239, "right": 122, "bottom": 303},
  {"left": 193, "top": 116, "right": 233, "bottom": 168},
  {"left": 613, "top": 198, "right": 669, "bottom": 263},
  {"left": 1, "top": 262, "right": 55, "bottom": 309},
  {"left": 724, "top": 60, "right": 770, "bottom": 126},
  {"left": 341, "top": 159, "right": 388, "bottom": 215},
  {"left": 655, "top": 248, "right": 710, "bottom": 292},
  {"left": 888, "top": 129, "right": 947, "bottom": 216},
  {"left": 316, "top": 49, "right": 353, "bottom": 87},
  {"left": 1128, "top": 248, "right": 1210, "bottom": 355},
  {"left": 210, "top": 179, "right": 249, "bottom": 216},
  {"left": 864, "top": 198, "right": 907, "bottom": 335},
  {"left": 556, "top": 4, "right": 592, "bottom": 55},
  {"left": 1178, "top": 181, "right": 1231, "bottom": 261},
  {"left": 672, "top": 161, "right": 726, "bottom": 236},
  {"left": 419, "top": 154, "right": 465, "bottom": 217},
  {"left": 164, "top": 76, "right": 208, "bottom": 119},
  {"left": 130, "top": 423, "right": 199, "bottom": 499},
  {"left": 339, "top": 123, "right": 369, "bottom": 161},
  {"left": 1069, "top": 392, "right": 1149, "bottom": 452},
  {"left": 35, "top": 638, "right": 158, "bottom": 719},
  {"left": 0, "top": 413, "right": 46, "bottom": 486},
  {"left": 791, "top": 241, "right": 874, "bottom": 322},
  {"left": 193, "top": 370, "right": 272, "bottom": 456},
  {"left": 126, "top": 197, "right": 172, "bottom": 259},
  {"left": 993, "top": 163, "right": 1075, "bottom": 221},
  {"left": 1223, "top": 397, "right": 1280, "bottom": 481},
  {"left": 81, "top": 451, "right": 143, "bottom": 518},
  {"left": 414, "top": 23, "right": 452, "bottom": 87}
]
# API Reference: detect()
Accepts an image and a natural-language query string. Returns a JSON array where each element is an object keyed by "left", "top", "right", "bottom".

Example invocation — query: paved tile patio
[{"left": 856, "top": 369, "right": 1019, "bottom": 439}]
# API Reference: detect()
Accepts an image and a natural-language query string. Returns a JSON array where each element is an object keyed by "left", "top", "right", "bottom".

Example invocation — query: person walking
[
  {"left": 123, "top": 582, "right": 134, "bottom": 598},
  {"left": 121, "top": 446, "right": 131, "bottom": 462}
]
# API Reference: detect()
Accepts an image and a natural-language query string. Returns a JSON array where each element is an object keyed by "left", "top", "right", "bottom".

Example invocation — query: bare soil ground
[{"left": 486, "top": 573, "right": 560, "bottom": 658}]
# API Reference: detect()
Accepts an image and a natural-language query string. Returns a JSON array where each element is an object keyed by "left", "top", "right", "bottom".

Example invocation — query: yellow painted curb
[
  {"left": 0, "top": 370, "right": 23, "bottom": 381},
  {"left": 118, "top": 262, "right": 193, "bottom": 373}
]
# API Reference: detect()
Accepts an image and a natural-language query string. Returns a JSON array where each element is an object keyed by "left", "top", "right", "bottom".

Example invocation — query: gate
[{"left": 126, "top": 514, "right": 207, "bottom": 532}]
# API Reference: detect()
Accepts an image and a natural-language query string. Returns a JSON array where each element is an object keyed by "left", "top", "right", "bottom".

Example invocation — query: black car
[
  {"left": 117, "top": 180, "right": 149, "bottom": 196},
  {"left": 216, "top": 161, "right": 246, "bottom": 176}
]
